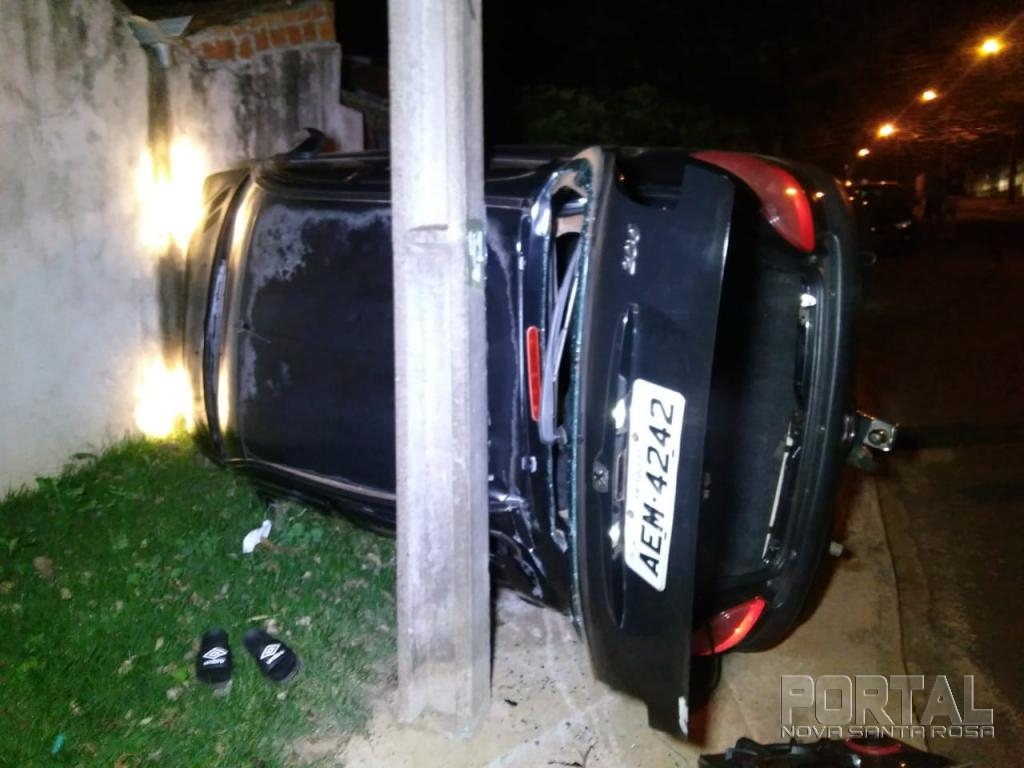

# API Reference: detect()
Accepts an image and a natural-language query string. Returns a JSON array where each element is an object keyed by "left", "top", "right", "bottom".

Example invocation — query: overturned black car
[{"left": 185, "top": 145, "right": 875, "bottom": 737}]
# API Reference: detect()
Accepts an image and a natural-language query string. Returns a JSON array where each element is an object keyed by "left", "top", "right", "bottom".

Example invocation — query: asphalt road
[{"left": 857, "top": 199, "right": 1024, "bottom": 766}]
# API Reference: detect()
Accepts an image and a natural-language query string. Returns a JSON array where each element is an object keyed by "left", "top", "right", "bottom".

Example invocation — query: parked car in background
[
  {"left": 185, "top": 143, "right": 883, "bottom": 737},
  {"left": 848, "top": 181, "right": 917, "bottom": 258}
]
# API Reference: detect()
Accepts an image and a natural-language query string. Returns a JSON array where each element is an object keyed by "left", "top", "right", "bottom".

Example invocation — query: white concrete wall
[
  {"left": 0, "top": 1, "right": 154, "bottom": 493},
  {"left": 0, "top": 0, "right": 360, "bottom": 493},
  {"left": 169, "top": 45, "right": 362, "bottom": 172}
]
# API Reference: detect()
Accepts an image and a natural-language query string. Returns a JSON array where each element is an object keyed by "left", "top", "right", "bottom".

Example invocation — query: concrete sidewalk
[{"left": 335, "top": 475, "right": 915, "bottom": 766}]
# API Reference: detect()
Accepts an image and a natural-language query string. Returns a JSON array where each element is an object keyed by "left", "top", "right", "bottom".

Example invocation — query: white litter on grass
[{"left": 242, "top": 520, "right": 272, "bottom": 554}]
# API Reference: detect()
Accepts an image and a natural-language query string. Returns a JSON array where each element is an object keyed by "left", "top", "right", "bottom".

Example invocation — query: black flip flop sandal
[
  {"left": 244, "top": 628, "right": 300, "bottom": 683},
  {"left": 196, "top": 628, "right": 233, "bottom": 686}
]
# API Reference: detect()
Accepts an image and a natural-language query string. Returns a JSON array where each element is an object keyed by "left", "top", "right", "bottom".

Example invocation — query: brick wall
[{"left": 183, "top": 0, "right": 336, "bottom": 63}]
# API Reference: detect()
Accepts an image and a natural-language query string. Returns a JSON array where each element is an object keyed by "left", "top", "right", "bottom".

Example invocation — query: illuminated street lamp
[
  {"left": 857, "top": 147, "right": 871, "bottom": 158},
  {"left": 877, "top": 122, "right": 896, "bottom": 138},
  {"left": 920, "top": 89, "right": 938, "bottom": 102},
  {"left": 978, "top": 37, "right": 1003, "bottom": 56},
  {"left": 975, "top": 35, "right": 1016, "bottom": 203}
]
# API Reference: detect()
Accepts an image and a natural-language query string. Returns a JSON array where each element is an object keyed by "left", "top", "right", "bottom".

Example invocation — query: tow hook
[{"left": 845, "top": 411, "right": 898, "bottom": 471}]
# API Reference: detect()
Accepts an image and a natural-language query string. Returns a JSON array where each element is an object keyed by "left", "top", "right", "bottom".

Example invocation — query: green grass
[{"left": 0, "top": 438, "right": 396, "bottom": 767}]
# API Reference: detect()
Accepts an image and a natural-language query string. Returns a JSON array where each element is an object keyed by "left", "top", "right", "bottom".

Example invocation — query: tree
[{"left": 515, "top": 85, "right": 752, "bottom": 149}]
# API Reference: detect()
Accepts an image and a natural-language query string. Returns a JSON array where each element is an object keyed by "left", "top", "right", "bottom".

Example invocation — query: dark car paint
[
  {"left": 184, "top": 146, "right": 860, "bottom": 737},
  {"left": 187, "top": 152, "right": 590, "bottom": 606},
  {"left": 572, "top": 160, "right": 734, "bottom": 733}
]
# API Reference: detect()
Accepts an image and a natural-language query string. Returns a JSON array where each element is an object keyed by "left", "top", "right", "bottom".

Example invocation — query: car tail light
[
  {"left": 693, "top": 596, "right": 767, "bottom": 655},
  {"left": 845, "top": 739, "right": 905, "bottom": 757},
  {"left": 693, "top": 151, "right": 815, "bottom": 253},
  {"left": 526, "top": 325, "right": 542, "bottom": 422}
]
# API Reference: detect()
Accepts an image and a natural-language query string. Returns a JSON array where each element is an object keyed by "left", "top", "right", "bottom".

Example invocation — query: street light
[
  {"left": 979, "top": 37, "right": 1003, "bottom": 56},
  {"left": 975, "top": 36, "right": 1017, "bottom": 203},
  {"left": 857, "top": 147, "right": 871, "bottom": 158},
  {"left": 920, "top": 89, "right": 938, "bottom": 102},
  {"left": 877, "top": 122, "right": 896, "bottom": 138}
]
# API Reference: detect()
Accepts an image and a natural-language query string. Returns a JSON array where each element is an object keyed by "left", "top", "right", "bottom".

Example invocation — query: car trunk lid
[{"left": 569, "top": 154, "right": 734, "bottom": 737}]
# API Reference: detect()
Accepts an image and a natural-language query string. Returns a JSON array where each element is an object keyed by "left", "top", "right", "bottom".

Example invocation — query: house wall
[{"left": 0, "top": 0, "right": 360, "bottom": 493}]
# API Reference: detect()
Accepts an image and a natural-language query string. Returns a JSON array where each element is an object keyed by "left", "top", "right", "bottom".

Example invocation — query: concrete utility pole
[{"left": 387, "top": 0, "right": 490, "bottom": 734}]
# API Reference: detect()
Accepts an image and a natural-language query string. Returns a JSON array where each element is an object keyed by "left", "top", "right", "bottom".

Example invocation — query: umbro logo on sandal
[
  {"left": 259, "top": 643, "right": 280, "bottom": 661},
  {"left": 202, "top": 646, "right": 229, "bottom": 665},
  {"left": 260, "top": 643, "right": 285, "bottom": 666}
]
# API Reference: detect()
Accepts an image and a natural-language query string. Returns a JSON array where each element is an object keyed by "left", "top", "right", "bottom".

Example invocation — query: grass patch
[{"left": 0, "top": 438, "right": 396, "bottom": 767}]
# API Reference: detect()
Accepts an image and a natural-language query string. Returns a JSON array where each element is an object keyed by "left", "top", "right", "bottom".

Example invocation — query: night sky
[{"left": 339, "top": 0, "right": 1023, "bottom": 175}]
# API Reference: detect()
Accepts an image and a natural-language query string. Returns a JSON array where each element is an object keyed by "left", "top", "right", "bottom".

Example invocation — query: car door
[{"left": 568, "top": 150, "right": 734, "bottom": 737}]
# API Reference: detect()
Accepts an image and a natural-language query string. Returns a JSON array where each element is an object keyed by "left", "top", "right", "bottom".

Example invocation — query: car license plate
[{"left": 624, "top": 378, "right": 686, "bottom": 592}]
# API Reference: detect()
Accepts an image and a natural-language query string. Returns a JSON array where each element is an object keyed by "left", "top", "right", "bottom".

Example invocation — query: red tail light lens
[
  {"left": 693, "top": 151, "right": 815, "bottom": 253},
  {"left": 845, "top": 739, "right": 905, "bottom": 757},
  {"left": 526, "top": 325, "right": 542, "bottom": 422},
  {"left": 693, "top": 596, "right": 767, "bottom": 655}
]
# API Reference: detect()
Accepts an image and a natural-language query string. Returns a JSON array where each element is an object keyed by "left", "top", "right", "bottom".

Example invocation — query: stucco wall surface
[{"left": 0, "top": 0, "right": 360, "bottom": 493}]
